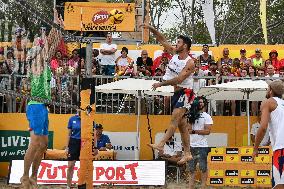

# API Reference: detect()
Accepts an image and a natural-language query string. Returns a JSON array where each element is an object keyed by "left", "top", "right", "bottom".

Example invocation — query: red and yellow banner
[{"left": 64, "top": 2, "right": 135, "bottom": 31}]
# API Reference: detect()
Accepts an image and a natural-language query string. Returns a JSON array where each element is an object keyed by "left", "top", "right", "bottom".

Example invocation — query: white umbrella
[
  {"left": 95, "top": 78, "right": 174, "bottom": 159},
  {"left": 198, "top": 79, "right": 268, "bottom": 145}
]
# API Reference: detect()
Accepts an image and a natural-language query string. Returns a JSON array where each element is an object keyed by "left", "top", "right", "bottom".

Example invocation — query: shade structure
[
  {"left": 198, "top": 79, "right": 268, "bottom": 146},
  {"left": 198, "top": 79, "right": 268, "bottom": 101},
  {"left": 95, "top": 78, "right": 174, "bottom": 96},
  {"left": 95, "top": 78, "right": 174, "bottom": 160}
]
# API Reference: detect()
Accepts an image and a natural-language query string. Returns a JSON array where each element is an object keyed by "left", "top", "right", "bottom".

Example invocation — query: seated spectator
[
  {"left": 115, "top": 47, "right": 134, "bottom": 76},
  {"left": 240, "top": 68, "right": 249, "bottom": 78},
  {"left": 152, "top": 55, "right": 169, "bottom": 76},
  {"left": 269, "top": 50, "right": 282, "bottom": 72},
  {"left": 266, "top": 64, "right": 278, "bottom": 78},
  {"left": 256, "top": 68, "right": 265, "bottom": 78},
  {"left": 95, "top": 124, "right": 112, "bottom": 151},
  {"left": 231, "top": 58, "right": 241, "bottom": 77},
  {"left": 67, "top": 49, "right": 80, "bottom": 70},
  {"left": 248, "top": 66, "right": 256, "bottom": 78},
  {"left": 197, "top": 44, "right": 214, "bottom": 72},
  {"left": 239, "top": 49, "right": 247, "bottom": 68},
  {"left": 252, "top": 48, "right": 264, "bottom": 68},
  {"left": 279, "top": 67, "right": 284, "bottom": 78},
  {"left": 100, "top": 33, "right": 117, "bottom": 76},
  {"left": 251, "top": 114, "right": 270, "bottom": 146},
  {"left": 220, "top": 64, "right": 233, "bottom": 83},
  {"left": 151, "top": 48, "right": 172, "bottom": 75},
  {"left": 92, "top": 49, "right": 101, "bottom": 75},
  {"left": 264, "top": 59, "right": 272, "bottom": 68},
  {"left": 50, "top": 50, "right": 63, "bottom": 74},
  {"left": 5, "top": 48, "right": 19, "bottom": 75},
  {"left": 157, "top": 129, "right": 182, "bottom": 165},
  {"left": 217, "top": 48, "right": 232, "bottom": 69},
  {"left": 153, "top": 67, "right": 164, "bottom": 76},
  {"left": 136, "top": 50, "right": 153, "bottom": 76},
  {"left": 243, "top": 58, "right": 253, "bottom": 68}
]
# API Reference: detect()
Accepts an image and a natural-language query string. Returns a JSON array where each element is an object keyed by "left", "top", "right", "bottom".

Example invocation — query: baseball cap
[
  {"left": 240, "top": 49, "right": 246, "bottom": 53},
  {"left": 255, "top": 48, "right": 261, "bottom": 53}
]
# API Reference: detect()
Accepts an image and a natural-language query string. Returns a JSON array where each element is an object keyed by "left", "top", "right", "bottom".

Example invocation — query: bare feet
[
  {"left": 20, "top": 176, "right": 31, "bottom": 189},
  {"left": 29, "top": 176, "right": 37, "bottom": 189},
  {"left": 177, "top": 154, "right": 193, "bottom": 165},
  {"left": 147, "top": 143, "right": 163, "bottom": 151}
]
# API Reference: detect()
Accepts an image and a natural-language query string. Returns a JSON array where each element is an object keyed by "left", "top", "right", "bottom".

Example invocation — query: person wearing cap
[
  {"left": 95, "top": 124, "right": 112, "bottom": 151},
  {"left": 239, "top": 49, "right": 247, "bottom": 68},
  {"left": 253, "top": 80, "right": 284, "bottom": 189},
  {"left": 252, "top": 48, "right": 264, "bottom": 68},
  {"left": 115, "top": 47, "right": 134, "bottom": 76},
  {"left": 197, "top": 44, "right": 214, "bottom": 72},
  {"left": 269, "top": 50, "right": 283, "bottom": 72},
  {"left": 66, "top": 110, "right": 81, "bottom": 189}
]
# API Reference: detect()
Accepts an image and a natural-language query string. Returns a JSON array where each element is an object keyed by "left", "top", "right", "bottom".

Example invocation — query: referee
[{"left": 66, "top": 110, "right": 81, "bottom": 189}]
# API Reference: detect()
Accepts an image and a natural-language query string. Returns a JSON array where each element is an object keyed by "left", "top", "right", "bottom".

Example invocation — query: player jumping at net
[
  {"left": 253, "top": 80, "right": 284, "bottom": 189},
  {"left": 141, "top": 24, "right": 198, "bottom": 164},
  {"left": 20, "top": 9, "right": 64, "bottom": 189}
]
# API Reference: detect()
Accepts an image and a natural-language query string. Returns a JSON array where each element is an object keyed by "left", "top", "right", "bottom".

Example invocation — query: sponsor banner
[
  {"left": 255, "top": 155, "right": 271, "bottom": 164},
  {"left": 257, "top": 177, "right": 271, "bottom": 185},
  {"left": 226, "top": 148, "right": 239, "bottom": 154},
  {"left": 104, "top": 132, "right": 136, "bottom": 160},
  {"left": 225, "top": 178, "right": 239, "bottom": 185},
  {"left": 64, "top": 2, "right": 135, "bottom": 31},
  {"left": 0, "top": 130, "right": 53, "bottom": 162},
  {"left": 225, "top": 170, "right": 239, "bottom": 177},
  {"left": 210, "top": 147, "right": 225, "bottom": 155},
  {"left": 209, "top": 178, "right": 224, "bottom": 185},
  {"left": 240, "top": 170, "right": 255, "bottom": 177},
  {"left": 210, "top": 155, "right": 224, "bottom": 162},
  {"left": 209, "top": 170, "right": 224, "bottom": 177},
  {"left": 240, "top": 178, "right": 255, "bottom": 185},
  {"left": 9, "top": 160, "right": 165, "bottom": 185},
  {"left": 225, "top": 155, "right": 239, "bottom": 163},
  {"left": 240, "top": 147, "right": 253, "bottom": 155}
]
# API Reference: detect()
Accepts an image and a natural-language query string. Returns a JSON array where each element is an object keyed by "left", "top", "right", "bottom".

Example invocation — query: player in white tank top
[
  {"left": 253, "top": 80, "right": 284, "bottom": 188},
  {"left": 141, "top": 24, "right": 196, "bottom": 165}
]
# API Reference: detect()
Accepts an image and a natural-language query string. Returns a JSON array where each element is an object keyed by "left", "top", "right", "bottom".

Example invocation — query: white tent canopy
[
  {"left": 198, "top": 79, "right": 268, "bottom": 146},
  {"left": 95, "top": 78, "right": 174, "bottom": 96},
  {"left": 198, "top": 80, "right": 268, "bottom": 101}
]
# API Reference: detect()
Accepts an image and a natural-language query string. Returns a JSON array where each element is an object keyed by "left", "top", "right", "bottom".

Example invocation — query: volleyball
[{"left": 108, "top": 9, "right": 124, "bottom": 24}]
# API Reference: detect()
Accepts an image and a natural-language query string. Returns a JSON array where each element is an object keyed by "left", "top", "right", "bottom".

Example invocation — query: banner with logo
[
  {"left": 64, "top": 2, "right": 135, "bottom": 31},
  {"left": 0, "top": 131, "right": 53, "bottom": 162},
  {"left": 201, "top": 0, "right": 216, "bottom": 44},
  {"left": 207, "top": 146, "right": 272, "bottom": 187},
  {"left": 9, "top": 160, "right": 165, "bottom": 185}
]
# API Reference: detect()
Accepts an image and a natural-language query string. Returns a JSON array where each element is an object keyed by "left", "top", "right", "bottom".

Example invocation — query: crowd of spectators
[{"left": 1, "top": 31, "right": 284, "bottom": 114}]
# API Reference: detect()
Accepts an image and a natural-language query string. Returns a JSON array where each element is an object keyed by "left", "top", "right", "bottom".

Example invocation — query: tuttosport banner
[
  {"left": 64, "top": 2, "right": 135, "bottom": 31},
  {"left": 9, "top": 160, "right": 165, "bottom": 185},
  {"left": 0, "top": 130, "right": 53, "bottom": 162}
]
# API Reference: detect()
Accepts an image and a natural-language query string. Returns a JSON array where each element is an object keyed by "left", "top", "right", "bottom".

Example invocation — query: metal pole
[
  {"left": 246, "top": 92, "right": 251, "bottom": 146},
  {"left": 141, "top": 0, "right": 145, "bottom": 42},
  {"left": 135, "top": 90, "right": 142, "bottom": 160},
  {"left": 85, "top": 42, "right": 93, "bottom": 78}
]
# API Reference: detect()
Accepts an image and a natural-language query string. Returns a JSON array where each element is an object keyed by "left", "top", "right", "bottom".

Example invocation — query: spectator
[
  {"left": 153, "top": 67, "right": 164, "bottom": 76},
  {"left": 231, "top": 58, "right": 241, "bottom": 77},
  {"left": 151, "top": 48, "right": 172, "bottom": 75},
  {"left": 152, "top": 55, "right": 169, "bottom": 76},
  {"left": 248, "top": 66, "right": 256, "bottom": 78},
  {"left": 243, "top": 58, "right": 253, "bottom": 68},
  {"left": 136, "top": 50, "right": 153, "bottom": 76},
  {"left": 67, "top": 49, "right": 80, "bottom": 70},
  {"left": 66, "top": 111, "right": 81, "bottom": 189},
  {"left": 115, "top": 47, "right": 134, "bottom": 76},
  {"left": 207, "top": 61, "right": 219, "bottom": 86},
  {"left": 264, "top": 59, "right": 272, "bottom": 68},
  {"left": 197, "top": 44, "right": 214, "bottom": 72},
  {"left": 251, "top": 114, "right": 270, "bottom": 146},
  {"left": 269, "top": 49, "right": 282, "bottom": 72},
  {"left": 157, "top": 129, "right": 182, "bottom": 164},
  {"left": 266, "top": 64, "right": 278, "bottom": 78},
  {"left": 239, "top": 49, "right": 247, "bottom": 68},
  {"left": 100, "top": 33, "right": 117, "bottom": 75},
  {"left": 256, "top": 68, "right": 265, "bottom": 78},
  {"left": 0, "top": 47, "right": 5, "bottom": 65},
  {"left": 95, "top": 124, "right": 112, "bottom": 151},
  {"left": 5, "top": 49, "right": 19, "bottom": 75},
  {"left": 188, "top": 96, "right": 213, "bottom": 189},
  {"left": 50, "top": 50, "right": 63, "bottom": 74},
  {"left": 252, "top": 48, "right": 264, "bottom": 68},
  {"left": 279, "top": 67, "right": 284, "bottom": 78},
  {"left": 92, "top": 49, "right": 101, "bottom": 75},
  {"left": 217, "top": 48, "right": 232, "bottom": 69},
  {"left": 240, "top": 68, "right": 249, "bottom": 78}
]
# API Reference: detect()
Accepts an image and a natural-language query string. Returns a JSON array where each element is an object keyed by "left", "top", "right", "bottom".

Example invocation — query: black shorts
[
  {"left": 67, "top": 138, "right": 81, "bottom": 161},
  {"left": 171, "top": 88, "right": 195, "bottom": 110}
]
